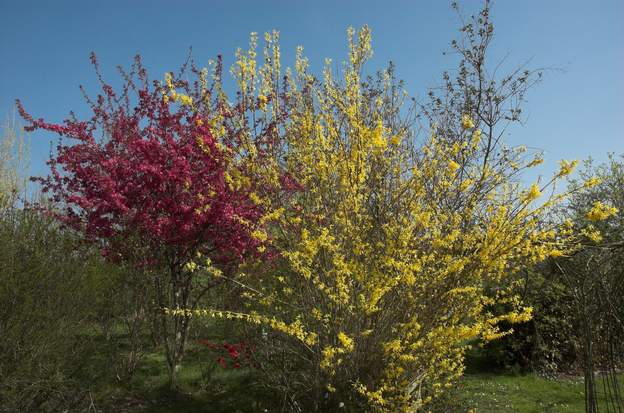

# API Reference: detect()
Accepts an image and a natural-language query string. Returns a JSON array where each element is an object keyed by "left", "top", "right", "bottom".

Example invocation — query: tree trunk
[
  {"left": 156, "top": 265, "right": 193, "bottom": 391},
  {"left": 583, "top": 313, "right": 598, "bottom": 413}
]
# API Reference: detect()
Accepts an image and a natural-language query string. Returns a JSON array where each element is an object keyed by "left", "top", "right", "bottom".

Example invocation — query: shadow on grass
[{"left": 101, "top": 346, "right": 275, "bottom": 413}]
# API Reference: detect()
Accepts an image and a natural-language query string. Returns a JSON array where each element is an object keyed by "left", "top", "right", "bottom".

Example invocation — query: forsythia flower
[
  {"left": 448, "top": 160, "right": 461, "bottom": 172},
  {"left": 164, "top": 72, "right": 174, "bottom": 90},
  {"left": 586, "top": 201, "right": 619, "bottom": 221},
  {"left": 507, "top": 307, "right": 533, "bottom": 323},
  {"left": 371, "top": 121, "right": 387, "bottom": 150},
  {"left": 527, "top": 156, "right": 544, "bottom": 168},
  {"left": 257, "top": 94, "right": 268, "bottom": 110},
  {"left": 461, "top": 114, "right": 475, "bottom": 130},
  {"left": 557, "top": 159, "right": 578, "bottom": 177},
  {"left": 321, "top": 346, "right": 339, "bottom": 370},
  {"left": 184, "top": 261, "right": 198, "bottom": 272},
  {"left": 482, "top": 329, "right": 509, "bottom": 342},
  {"left": 251, "top": 229, "right": 269, "bottom": 242},
  {"left": 585, "top": 229, "right": 603, "bottom": 243},
  {"left": 472, "top": 128, "right": 482, "bottom": 142},
  {"left": 583, "top": 177, "right": 601, "bottom": 188},
  {"left": 177, "top": 94, "right": 194, "bottom": 107},
  {"left": 523, "top": 183, "right": 542, "bottom": 202},
  {"left": 459, "top": 179, "right": 473, "bottom": 192},
  {"left": 338, "top": 331, "right": 355, "bottom": 352}
]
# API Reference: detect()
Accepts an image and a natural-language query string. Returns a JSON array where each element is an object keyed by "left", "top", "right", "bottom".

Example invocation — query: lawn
[
  {"left": 95, "top": 360, "right": 620, "bottom": 412},
  {"left": 88, "top": 338, "right": 621, "bottom": 413},
  {"left": 94, "top": 343, "right": 275, "bottom": 413},
  {"left": 453, "top": 372, "right": 623, "bottom": 413}
]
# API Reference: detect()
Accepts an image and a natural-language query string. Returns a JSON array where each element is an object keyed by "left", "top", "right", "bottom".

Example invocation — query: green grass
[
  {"left": 93, "top": 344, "right": 274, "bottom": 413},
  {"left": 104, "top": 359, "right": 617, "bottom": 413},
  {"left": 454, "top": 373, "right": 623, "bottom": 413},
  {"left": 96, "top": 352, "right": 622, "bottom": 413},
  {"left": 85, "top": 334, "right": 622, "bottom": 412}
]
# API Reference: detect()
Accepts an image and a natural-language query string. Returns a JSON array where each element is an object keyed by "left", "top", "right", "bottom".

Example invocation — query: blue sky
[{"left": 1, "top": 0, "right": 622, "bottom": 183}]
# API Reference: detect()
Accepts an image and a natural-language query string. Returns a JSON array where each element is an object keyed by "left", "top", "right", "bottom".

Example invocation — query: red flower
[{"left": 17, "top": 54, "right": 276, "bottom": 270}]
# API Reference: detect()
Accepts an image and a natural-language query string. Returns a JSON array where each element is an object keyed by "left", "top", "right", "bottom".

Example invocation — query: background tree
[
  {"left": 478, "top": 264, "right": 580, "bottom": 374},
  {"left": 16, "top": 54, "right": 282, "bottom": 388},
  {"left": 0, "top": 116, "right": 125, "bottom": 412},
  {"left": 481, "top": 155, "right": 623, "bottom": 412},
  {"left": 552, "top": 155, "right": 623, "bottom": 413},
  {"left": 0, "top": 113, "right": 29, "bottom": 204}
]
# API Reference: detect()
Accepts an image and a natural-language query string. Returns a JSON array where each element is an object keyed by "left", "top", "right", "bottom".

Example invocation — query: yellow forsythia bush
[
  {"left": 176, "top": 10, "right": 602, "bottom": 412},
  {"left": 218, "top": 24, "right": 583, "bottom": 412}
]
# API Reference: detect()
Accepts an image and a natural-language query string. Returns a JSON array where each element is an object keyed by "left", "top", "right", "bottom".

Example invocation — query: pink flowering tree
[{"left": 16, "top": 54, "right": 285, "bottom": 387}]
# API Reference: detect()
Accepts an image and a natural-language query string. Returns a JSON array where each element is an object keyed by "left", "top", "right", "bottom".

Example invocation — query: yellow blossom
[
  {"left": 557, "top": 159, "right": 578, "bottom": 177},
  {"left": 527, "top": 156, "right": 544, "bottom": 168},
  {"left": 472, "top": 128, "right": 482, "bottom": 142},
  {"left": 184, "top": 261, "right": 198, "bottom": 272},
  {"left": 523, "top": 183, "right": 542, "bottom": 202},
  {"left": 371, "top": 121, "right": 387, "bottom": 150},
  {"left": 507, "top": 307, "right": 533, "bottom": 323},
  {"left": 448, "top": 160, "right": 461, "bottom": 173},
  {"left": 461, "top": 114, "right": 475, "bottom": 129},
  {"left": 257, "top": 94, "right": 268, "bottom": 110},
  {"left": 338, "top": 331, "right": 355, "bottom": 352},
  {"left": 583, "top": 177, "right": 601, "bottom": 188},
  {"left": 585, "top": 229, "right": 603, "bottom": 243},
  {"left": 177, "top": 94, "right": 194, "bottom": 107},
  {"left": 586, "top": 201, "right": 618, "bottom": 222}
]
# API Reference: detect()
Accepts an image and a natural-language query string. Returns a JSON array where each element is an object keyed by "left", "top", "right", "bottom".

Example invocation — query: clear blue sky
[{"left": 1, "top": 0, "right": 622, "bottom": 183}]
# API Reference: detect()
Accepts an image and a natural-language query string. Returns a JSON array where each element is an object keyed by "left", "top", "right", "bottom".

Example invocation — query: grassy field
[
  {"left": 89, "top": 345, "right": 622, "bottom": 413},
  {"left": 456, "top": 373, "right": 588, "bottom": 412},
  {"left": 94, "top": 346, "right": 273, "bottom": 413}
]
